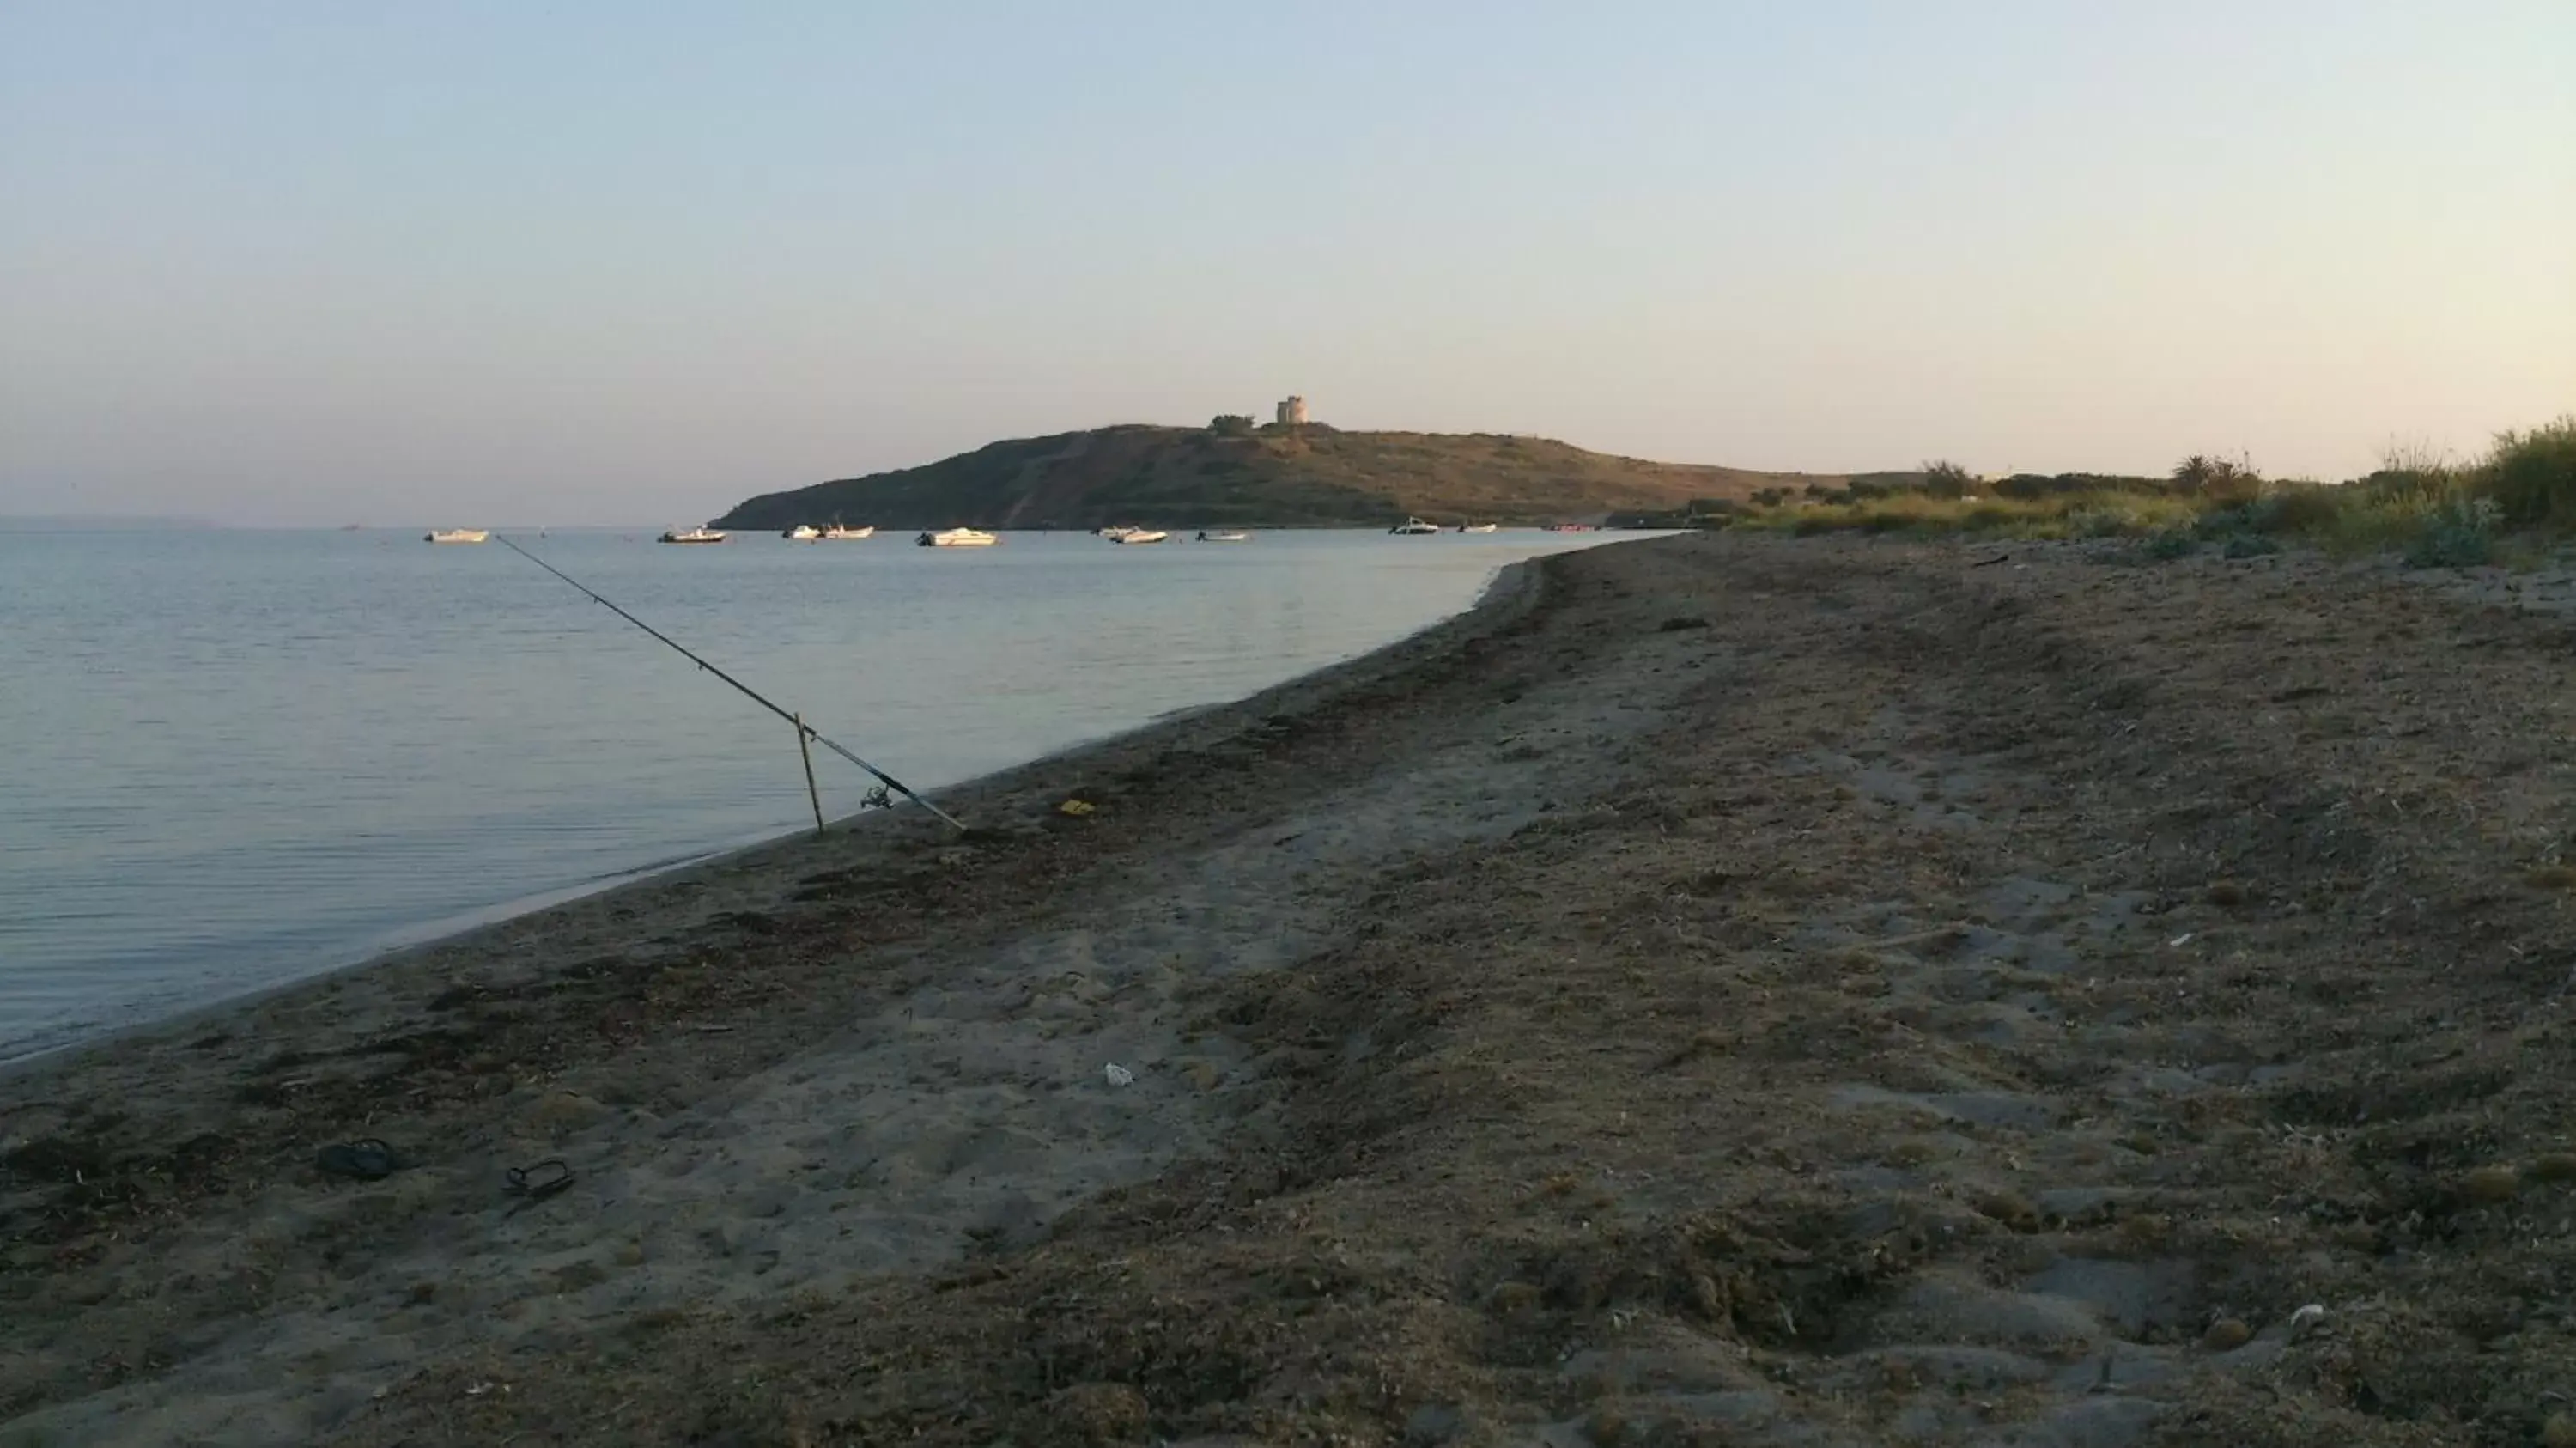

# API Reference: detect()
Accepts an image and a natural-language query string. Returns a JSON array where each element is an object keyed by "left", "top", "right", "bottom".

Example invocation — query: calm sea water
[{"left": 0, "top": 526, "right": 1631, "bottom": 1060}]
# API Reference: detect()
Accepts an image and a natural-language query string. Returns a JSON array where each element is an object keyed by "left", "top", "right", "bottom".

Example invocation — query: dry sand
[{"left": 5, "top": 535, "right": 2575, "bottom": 1446}]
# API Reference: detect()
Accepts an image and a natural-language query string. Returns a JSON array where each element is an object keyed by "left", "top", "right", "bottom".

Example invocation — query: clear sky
[{"left": 3, "top": 2, "right": 2569, "bottom": 525}]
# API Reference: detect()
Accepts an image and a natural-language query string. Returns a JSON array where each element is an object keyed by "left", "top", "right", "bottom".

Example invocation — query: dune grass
[
  {"left": 1722, "top": 415, "right": 2575, "bottom": 564},
  {"left": 1733, "top": 489, "right": 2202, "bottom": 539}
]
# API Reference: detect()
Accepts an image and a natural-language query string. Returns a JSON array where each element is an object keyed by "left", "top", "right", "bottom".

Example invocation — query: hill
[{"left": 712, "top": 423, "right": 1878, "bottom": 531}]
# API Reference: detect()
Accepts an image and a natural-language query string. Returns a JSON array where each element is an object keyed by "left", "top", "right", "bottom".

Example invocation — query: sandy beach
[{"left": 7, "top": 533, "right": 2575, "bottom": 1446}]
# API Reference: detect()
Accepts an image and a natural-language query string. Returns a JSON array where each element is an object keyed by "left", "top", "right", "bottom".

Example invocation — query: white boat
[
  {"left": 1196, "top": 530, "right": 1252, "bottom": 543},
  {"left": 659, "top": 526, "right": 727, "bottom": 544},
  {"left": 1389, "top": 516, "right": 1441, "bottom": 535},
  {"left": 423, "top": 528, "right": 489, "bottom": 545},
  {"left": 916, "top": 527, "right": 999, "bottom": 547},
  {"left": 1097, "top": 525, "right": 1139, "bottom": 540},
  {"left": 818, "top": 524, "right": 874, "bottom": 540},
  {"left": 1459, "top": 522, "right": 1499, "bottom": 534},
  {"left": 1111, "top": 529, "right": 1170, "bottom": 545},
  {"left": 783, "top": 525, "right": 821, "bottom": 540}
]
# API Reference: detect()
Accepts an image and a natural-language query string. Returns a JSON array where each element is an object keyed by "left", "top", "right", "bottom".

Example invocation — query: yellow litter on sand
[{"left": 1057, "top": 799, "right": 1097, "bottom": 817}]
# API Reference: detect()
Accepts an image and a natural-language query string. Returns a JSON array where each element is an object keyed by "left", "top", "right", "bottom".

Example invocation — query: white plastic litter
[{"left": 1103, "top": 1063, "right": 1135, "bottom": 1087}]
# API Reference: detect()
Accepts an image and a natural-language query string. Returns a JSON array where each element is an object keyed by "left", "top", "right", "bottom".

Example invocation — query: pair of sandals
[{"left": 314, "top": 1138, "right": 573, "bottom": 1203}]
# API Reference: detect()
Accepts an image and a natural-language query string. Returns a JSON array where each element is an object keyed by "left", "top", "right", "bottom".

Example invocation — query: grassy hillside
[{"left": 712, "top": 423, "right": 1868, "bottom": 530}]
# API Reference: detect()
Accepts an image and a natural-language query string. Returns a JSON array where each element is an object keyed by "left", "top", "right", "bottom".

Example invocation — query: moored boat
[
  {"left": 818, "top": 524, "right": 874, "bottom": 540},
  {"left": 1196, "top": 530, "right": 1252, "bottom": 543},
  {"left": 1459, "top": 522, "right": 1499, "bottom": 534},
  {"left": 659, "top": 526, "right": 728, "bottom": 544},
  {"left": 424, "top": 528, "right": 489, "bottom": 544},
  {"left": 916, "top": 526, "right": 999, "bottom": 547},
  {"left": 1389, "top": 516, "right": 1441, "bottom": 535},
  {"left": 1111, "top": 529, "right": 1170, "bottom": 545},
  {"left": 783, "top": 525, "right": 821, "bottom": 540}
]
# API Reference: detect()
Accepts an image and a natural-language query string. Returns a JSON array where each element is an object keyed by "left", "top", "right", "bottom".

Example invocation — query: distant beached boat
[
  {"left": 783, "top": 525, "right": 821, "bottom": 540},
  {"left": 916, "top": 527, "right": 999, "bottom": 548},
  {"left": 659, "top": 526, "right": 727, "bottom": 544},
  {"left": 1112, "top": 529, "right": 1170, "bottom": 545},
  {"left": 424, "top": 529, "right": 489, "bottom": 545},
  {"left": 1196, "top": 530, "right": 1252, "bottom": 543},
  {"left": 818, "top": 524, "right": 874, "bottom": 540},
  {"left": 1389, "top": 516, "right": 1441, "bottom": 535}
]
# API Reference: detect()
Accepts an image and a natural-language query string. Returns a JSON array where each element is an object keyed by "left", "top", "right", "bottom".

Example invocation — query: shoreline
[
  {"left": 0, "top": 557, "right": 1546, "bottom": 1077},
  {"left": 0, "top": 556, "right": 1547, "bottom": 1082}
]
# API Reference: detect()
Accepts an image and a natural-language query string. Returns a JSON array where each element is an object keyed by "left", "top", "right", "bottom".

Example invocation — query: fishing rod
[{"left": 494, "top": 532, "right": 967, "bottom": 833}]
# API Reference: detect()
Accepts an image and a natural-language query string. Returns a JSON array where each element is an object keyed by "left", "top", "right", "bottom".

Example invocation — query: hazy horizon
[{"left": 6, "top": 2, "right": 2571, "bottom": 526}]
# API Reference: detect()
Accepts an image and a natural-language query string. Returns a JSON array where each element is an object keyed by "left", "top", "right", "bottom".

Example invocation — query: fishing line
[{"left": 493, "top": 532, "right": 967, "bottom": 832}]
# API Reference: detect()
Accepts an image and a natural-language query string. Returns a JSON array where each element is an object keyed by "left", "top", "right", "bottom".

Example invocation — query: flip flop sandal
[
  {"left": 315, "top": 1138, "right": 405, "bottom": 1180},
  {"left": 505, "top": 1159, "right": 574, "bottom": 1202}
]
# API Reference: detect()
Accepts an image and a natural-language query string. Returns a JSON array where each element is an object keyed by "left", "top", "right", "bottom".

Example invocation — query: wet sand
[{"left": 6, "top": 535, "right": 2575, "bottom": 1446}]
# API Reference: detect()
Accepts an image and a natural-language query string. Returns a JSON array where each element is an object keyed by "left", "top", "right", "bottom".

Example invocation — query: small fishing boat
[
  {"left": 818, "top": 524, "right": 874, "bottom": 540},
  {"left": 1112, "top": 529, "right": 1170, "bottom": 545},
  {"left": 1389, "top": 516, "right": 1441, "bottom": 535},
  {"left": 659, "top": 526, "right": 728, "bottom": 544},
  {"left": 917, "top": 526, "right": 999, "bottom": 547},
  {"left": 783, "top": 525, "right": 821, "bottom": 540},
  {"left": 1196, "top": 530, "right": 1252, "bottom": 543},
  {"left": 1097, "top": 525, "right": 1139, "bottom": 540},
  {"left": 1459, "top": 522, "right": 1499, "bottom": 534},
  {"left": 424, "top": 528, "right": 489, "bottom": 545}
]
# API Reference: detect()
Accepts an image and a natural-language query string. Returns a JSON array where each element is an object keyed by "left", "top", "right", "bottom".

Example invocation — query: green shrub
[
  {"left": 2245, "top": 483, "right": 2347, "bottom": 534},
  {"left": 2194, "top": 505, "right": 2255, "bottom": 539},
  {"left": 2403, "top": 498, "right": 2501, "bottom": 569},
  {"left": 2188, "top": 485, "right": 2352, "bottom": 542},
  {"left": 2475, "top": 415, "right": 2576, "bottom": 529},
  {"left": 1922, "top": 459, "right": 1973, "bottom": 499}
]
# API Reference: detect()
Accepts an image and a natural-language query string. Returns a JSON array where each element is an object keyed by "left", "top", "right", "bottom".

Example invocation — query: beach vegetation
[
  {"left": 2141, "top": 530, "right": 2197, "bottom": 560},
  {"left": 1920, "top": 460, "right": 1975, "bottom": 499},
  {"left": 2482, "top": 415, "right": 2576, "bottom": 529},
  {"left": 1720, "top": 414, "right": 2574, "bottom": 564}
]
